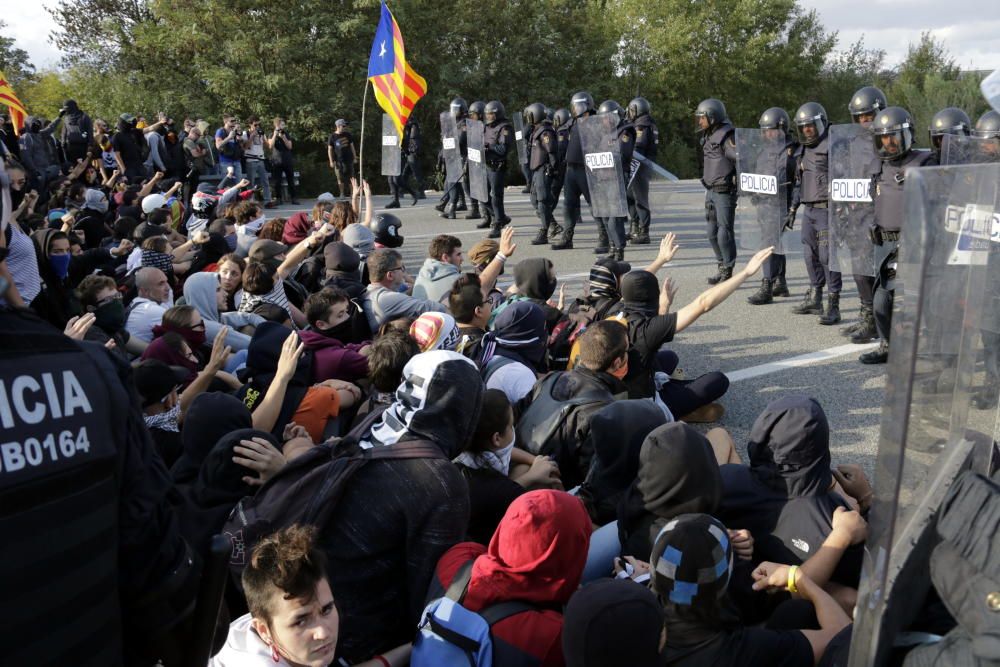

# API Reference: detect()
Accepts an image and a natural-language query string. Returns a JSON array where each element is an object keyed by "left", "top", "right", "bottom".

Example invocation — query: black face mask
[{"left": 318, "top": 317, "right": 355, "bottom": 343}]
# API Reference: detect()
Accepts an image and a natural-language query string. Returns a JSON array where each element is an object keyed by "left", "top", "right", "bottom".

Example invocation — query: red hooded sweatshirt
[
  {"left": 297, "top": 328, "right": 369, "bottom": 383},
  {"left": 431, "top": 490, "right": 592, "bottom": 667}
]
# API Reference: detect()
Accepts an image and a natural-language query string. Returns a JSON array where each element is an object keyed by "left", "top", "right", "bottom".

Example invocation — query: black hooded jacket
[
  {"left": 513, "top": 257, "right": 565, "bottom": 334},
  {"left": 171, "top": 392, "right": 253, "bottom": 485},
  {"left": 718, "top": 396, "right": 861, "bottom": 583}
]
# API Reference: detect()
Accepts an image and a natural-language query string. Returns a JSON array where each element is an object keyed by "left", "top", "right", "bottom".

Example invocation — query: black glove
[
  {"left": 784, "top": 207, "right": 797, "bottom": 230},
  {"left": 868, "top": 225, "right": 882, "bottom": 246}
]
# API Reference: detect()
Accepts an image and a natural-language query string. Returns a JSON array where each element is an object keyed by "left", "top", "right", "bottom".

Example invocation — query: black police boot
[
  {"left": 551, "top": 228, "right": 575, "bottom": 250},
  {"left": 706, "top": 263, "right": 724, "bottom": 285},
  {"left": 747, "top": 278, "right": 774, "bottom": 305},
  {"left": 531, "top": 227, "right": 549, "bottom": 245},
  {"left": 465, "top": 202, "right": 481, "bottom": 219},
  {"left": 501, "top": 215, "right": 512, "bottom": 226},
  {"left": 488, "top": 221, "right": 502, "bottom": 239},
  {"left": 594, "top": 225, "right": 610, "bottom": 254},
  {"left": 611, "top": 247, "right": 625, "bottom": 262},
  {"left": 410, "top": 193, "right": 420, "bottom": 206},
  {"left": 626, "top": 219, "right": 639, "bottom": 242},
  {"left": 850, "top": 306, "right": 879, "bottom": 344},
  {"left": 549, "top": 218, "right": 563, "bottom": 240},
  {"left": 633, "top": 223, "right": 651, "bottom": 245},
  {"left": 818, "top": 292, "right": 841, "bottom": 325},
  {"left": 791, "top": 287, "right": 823, "bottom": 315},
  {"left": 456, "top": 202, "right": 468, "bottom": 211},
  {"left": 476, "top": 210, "right": 493, "bottom": 229},
  {"left": 440, "top": 202, "right": 457, "bottom": 220},
  {"left": 385, "top": 199, "right": 400, "bottom": 209},
  {"left": 771, "top": 275, "right": 789, "bottom": 297},
  {"left": 434, "top": 200, "right": 447, "bottom": 213},
  {"left": 859, "top": 339, "right": 889, "bottom": 365},
  {"left": 972, "top": 381, "right": 1000, "bottom": 410}
]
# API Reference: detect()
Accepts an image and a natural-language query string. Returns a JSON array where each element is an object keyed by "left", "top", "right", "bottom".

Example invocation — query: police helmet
[
  {"left": 848, "top": 86, "right": 888, "bottom": 123},
  {"left": 871, "top": 107, "right": 916, "bottom": 161},
  {"left": 794, "top": 102, "right": 828, "bottom": 147},
  {"left": 758, "top": 107, "right": 791, "bottom": 133},
  {"left": 570, "top": 91, "right": 596, "bottom": 118},
  {"left": 626, "top": 97, "right": 651, "bottom": 122},
  {"left": 975, "top": 110, "right": 1000, "bottom": 139},
  {"left": 544, "top": 106, "right": 554, "bottom": 121},
  {"left": 372, "top": 213, "right": 404, "bottom": 248},
  {"left": 484, "top": 100, "right": 506, "bottom": 123},
  {"left": 524, "top": 103, "right": 547, "bottom": 126},
  {"left": 449, "top": 97, "right": 468, "bottom": 120},
  {"left": 695, "top": 99, "right": 727, "bottom": 130},
  {"left": 469, "top": 101, "right": 486, "bottom": 121},
  {"left": 553, "top": 108, "right": 572, "bottom": 129},
  {"left": 598, "top": 100, "right": 625, "bottom": 125},
  {"left": 928, "top": 107, "right": 972, "bottom": 150}
]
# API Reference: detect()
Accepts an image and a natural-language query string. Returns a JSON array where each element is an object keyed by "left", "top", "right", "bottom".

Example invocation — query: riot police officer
[
  {"left": 0, "top": 306, "right": 199, "bottom": 666},
  {"left": 524, "top": 103, "right": 559, "bottom": 246},
  {"left": 859, "top": 106, "right": 938, "bottom": 364},
  {"left": 696, "top": 98, "right": 739, "bottom": 283},
  {"left": 401, "top": 117, "right": 426, "bottom": 198},
  {"left": 483, "top": 100, "right": 514, "bottom": 238},
  {"left": 841, "top": 85, "right": 889, "bottom": 343},
  {"left": 788, "top": 102, "right": 842, "bottom": 324},
  {"left": 519, "top": 109, "right": 534, "bottom": 194},
  {"left": 971, "top": 109, "right": 1000, "bottom": 405},
  {"left": 595, "top": 99, "right": 636, "bottom": 261},
  {"left": 928, "top": 106, "right": 972, "bottom": 161},
  {"left": 465, "top": 100, "right": 487, "bottom": 221},
  {"left": 848, "top": 86, "right": 888, "bottom": 128},
  {"left": 747, "top": 107, "right": 796, "bottom": 305},
  {"left": 550, "top": 107, "right": 572, "bottom": 217},
  {"left": 625, "top": 96, "right": 659, "bottom": 245},
  {"left": 437, "top": 97, "right": 469, "bottom": 219},
  {"left": 552, "top": 92, "right": 597, "bottom": 251}
]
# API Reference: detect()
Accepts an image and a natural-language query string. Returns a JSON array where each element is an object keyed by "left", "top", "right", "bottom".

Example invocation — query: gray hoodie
[
  {"left": 411, "top": 258, "right": 461, "bottom": 304},
  {"left": 182, "top": 271, "right": 263, "bottom": 351},
  {"left": 363, "top": 283, "right": 447, "bottom": 332}
]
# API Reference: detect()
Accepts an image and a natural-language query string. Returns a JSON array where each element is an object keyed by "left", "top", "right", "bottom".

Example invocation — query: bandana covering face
[
  {"left": 360, "top": 350, "right": 484, "bottom": 458},
  {"left": 454, "top": 432, "right": 517, "bottom": 476}
]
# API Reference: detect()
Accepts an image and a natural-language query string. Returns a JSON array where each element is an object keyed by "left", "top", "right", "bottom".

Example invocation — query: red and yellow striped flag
[
  {"left": 0, "top": 71, "right": 28, "bottom": 136},
  {"left": 367, "top": 2, "right": 426, "bottom": 139}
]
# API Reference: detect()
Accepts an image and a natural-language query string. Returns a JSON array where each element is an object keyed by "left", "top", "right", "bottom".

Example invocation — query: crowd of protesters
[{"left": 1, "top": 102, "right": 877, "bottom": 667}]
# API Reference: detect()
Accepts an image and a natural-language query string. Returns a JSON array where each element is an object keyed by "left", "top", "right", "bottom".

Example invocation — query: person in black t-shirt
[
  {"left": 270, "top": 116, "right": 298, "bottom": 204},
  {"left": 327, "top": 119, "right": 356, "bottom": 198},
  {"left": 651, "top": 513, "right": 850, "bottom": 667}
]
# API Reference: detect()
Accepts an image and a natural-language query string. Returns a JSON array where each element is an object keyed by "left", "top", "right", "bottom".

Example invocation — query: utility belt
[
  {"left": 486, "top": 159, "right": 506, "bottom": 171},
  {"left": 868, "top": 226, "right": 901, "bottom": 245},
  {"left": 804, "top": 201, "right": 828, "bottom": 209},
  {"left": 701, "top": 179, "right": 736, "bottom": 194}
]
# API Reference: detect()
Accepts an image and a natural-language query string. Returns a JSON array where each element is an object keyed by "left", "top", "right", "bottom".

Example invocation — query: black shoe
[
  {"left": 520, "top": 187, "right": 530, "bottom": 194},
  {"left": 550, "top": 222, "right": 564, "bottom": 239},
  {"left": 593, "top": 244, "right": 610, "bottom": 255},
  {"left": 840, "top": 320, "right": 863, "bottom": 336},
  {"left": 771, "top": 276, "right": 789, "bottom": 297},
  {"left": 791, "top": 287, "right": 823, "bottom": 315},
  {"left": 747, "top": 278, "right": 774, "bottom": 305},
  {"left": 551, "top": 233, "right": 574, "bottom": 250},
  {"left": 859, "top": 340, "right": 889, "bottom": 365},
  {"left": 465, "top": 208, "right": 481, "bottom": 220},
  {"left": 531, "top": 229, "right": 549, "bottom": 245},
  {"left": 434, "top": 202, "right": 446, "bottom": 213},
  {"left": 440, "top": 209, "right": 456, "bottom": 220},
  {"left": 595, "top": 227, "right": 610, "bottom": 254},
  {"left": 632, "top": 227, "right": 651, "bottom": 245},
  {"left": 850, "top": 308, "right": 879, "bottom": 344},
  {"left": 456, "top": 203, "right": 468, "bottom": 211},
  {"left": 385, "top": 200, "right": 400, "bottom": 209},
  {"left": 706, "top": 263, "right": 725, "bottom": 285},
  {"left": 476, "top": 219, "right": 492, "bottom": 229},
  {"left": 488, "top": 225, "right": 502, "bottom": 239},
  {"left": 502, "top": 216, "right": 511, "bottom": 226},
  {"left": 627, "top": 220, "right": 639, "bottom": 241},
  {"left": 818, "top": 293, "right": 841, "bottom": 325},
  {"left": 411, "top": 195, "right": 419, "bottom": 206}
]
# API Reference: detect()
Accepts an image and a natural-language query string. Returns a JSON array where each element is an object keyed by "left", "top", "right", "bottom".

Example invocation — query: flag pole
[{"left": 359, "top": 79, "right": 369, "bottom": 189}]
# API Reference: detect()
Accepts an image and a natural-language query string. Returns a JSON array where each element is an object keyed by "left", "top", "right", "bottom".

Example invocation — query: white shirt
[
  {"left": 209, "top": 613, "right": 291, "bottom": 667},
  {"left": 125, "top": 297, "right": 168, "bottom": 342},
  {"left": 486, "top": 360, "right": 538, "bottom": 403}
]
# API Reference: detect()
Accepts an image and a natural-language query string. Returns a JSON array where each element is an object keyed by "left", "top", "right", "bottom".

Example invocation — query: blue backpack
[{"left": 412, "top": 561, "right": 535, "bottom": 667}]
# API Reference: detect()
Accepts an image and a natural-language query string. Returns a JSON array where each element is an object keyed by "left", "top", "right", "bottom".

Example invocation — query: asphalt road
[{"left": 271, "top": 180, "right": 888, "bottom": 472}]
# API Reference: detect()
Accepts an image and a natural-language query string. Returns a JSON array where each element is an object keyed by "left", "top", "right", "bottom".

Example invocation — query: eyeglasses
[
  {"left": 389, "top": 265, "right": 405, "bottom": 273},
  {"left": 190, "top": 321, "right": 206, "bottom": 331}
]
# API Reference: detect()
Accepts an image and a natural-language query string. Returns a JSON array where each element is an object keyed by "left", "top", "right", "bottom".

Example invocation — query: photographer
[
  {"left": 270, "top": 117, "right": 298, "bottom": 205},
  {"left": 244, "top": 115, "right": 275, "bottom": 208},
  {"left": 215, "top": 114, "right": 246, "bottom": 180},
  {"left": 327, "top": 119, "right": 356, "bottom": 199}
]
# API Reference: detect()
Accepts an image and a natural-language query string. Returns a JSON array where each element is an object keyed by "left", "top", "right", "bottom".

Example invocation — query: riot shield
[
  {"left": 848, "top": 163, "right": 1000, "bottom": 667},
  {"left": 381, "top": 114, "right": 400, "bottom": 177},
  {"left": 466, "top": 119, "right": 488, "bottom": 202},
  {"left": 439, "top": 112, "right": 463, "bottom": 185},
  {"left": 735, "top": 128, "right": 788, "bottom": 253},
  {"left": 941, "top": 133, "right": 1000, "bottom": 165},
  {"left": 579, "top": 113, "right": 628, "bottom": 219},
  {"left": 829, "top": 124, "right": 877, "bottom": 276},
  {"left": 512, "top": 113, "right": 528, "bottom": 166}
]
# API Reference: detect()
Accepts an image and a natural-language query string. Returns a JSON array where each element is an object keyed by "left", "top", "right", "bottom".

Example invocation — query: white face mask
[
  {"left": 454, "top": 432, "right": 516, "bottom": 476},
  {"left": 492, "top": 432, "right": 516, "bottom": 475}
]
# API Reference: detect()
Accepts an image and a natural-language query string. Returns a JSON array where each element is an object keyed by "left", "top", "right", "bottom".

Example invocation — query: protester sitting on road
[
  {"left": 362, "top": 248, "right": 447, "bottom": 332},
  {"left": 412, "top": 233, "right": 464, "bottom": 303},
  {"left": 299, "top": 286, "right": 370, "bottom": 383},
  {"left": 450, "top": 274, "right": 492, "bottom": 363},
  {"left": 480, "top": 300, "right": 549, "bottom": 402}
]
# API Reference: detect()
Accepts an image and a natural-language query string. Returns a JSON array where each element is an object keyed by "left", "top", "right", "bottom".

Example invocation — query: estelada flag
[
  {"left": 0, "top": 71, "right": 28, "bottom": 136},
  {"left": 367, "top": 2, "right": 426, "bottom": 140}
]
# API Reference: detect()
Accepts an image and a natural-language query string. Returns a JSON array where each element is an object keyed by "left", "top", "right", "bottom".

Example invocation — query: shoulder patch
[{"left": 621, "top": 134, "right": 631, "bottom": 143}]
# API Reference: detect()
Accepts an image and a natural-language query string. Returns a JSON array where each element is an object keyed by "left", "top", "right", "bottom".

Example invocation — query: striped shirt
[{"left": 4, "top": 221, "right": 42, "bottom": 305}]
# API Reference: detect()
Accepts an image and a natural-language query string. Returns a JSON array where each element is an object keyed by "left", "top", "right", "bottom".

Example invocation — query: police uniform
[
  {"left": 329, "top": 129, "right": 356, "bottom": 197},
  {"left": 552, "top": 117, "right": 593, "bottom": 249},
  {"left": 401, "top": 119, "right": 425, "bottom": 197},
  {"left": 628, "top": 114, "right": 659, "bottom": 243},
  {"left": 701, "top": 121, "right": 739, "bottom": 277},
  {"left": 483, "top": 118, "right": 514, "bottom": 235},
  {"left": 600, "top": 123, "right": 636, "bottom": 258},
  {"left": 761, "top": 138, "right": 797, "bottom": 283},
  {"left": 528, "top": 120, "right": 559, "bottom": 244},
  {"left": 551, "top": 118, "right": 570, "bottom": 207},
  {"left": 791, "top": 131, "right": 843, "bottom": 305},
  {"left": 0, "top": 307, "right": 198, "bottom": 666}
]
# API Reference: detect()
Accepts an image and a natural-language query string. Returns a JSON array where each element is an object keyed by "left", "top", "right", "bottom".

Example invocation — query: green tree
[
  {"left": 811, "top": 37, "right": 888, "bottom": 124},
  {"left": 18, "top": 70, "right": 74, "bottom": 118}
]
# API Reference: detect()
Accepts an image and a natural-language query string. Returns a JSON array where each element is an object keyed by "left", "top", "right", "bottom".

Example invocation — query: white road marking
[{"left": 725, "top": 343, "right": 878, "bottom": 382}]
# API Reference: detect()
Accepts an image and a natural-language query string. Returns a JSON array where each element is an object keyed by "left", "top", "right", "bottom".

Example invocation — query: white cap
[
  {"left": 142, "top": 193, "right": 167, "bottom": 215},
  {"left": 316, "top": 192, "right": 336, "bottom": 203}
]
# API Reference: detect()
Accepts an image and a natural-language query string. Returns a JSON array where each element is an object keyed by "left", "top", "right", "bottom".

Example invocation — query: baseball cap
[
  {"left": 651, "top": 513, "right": 733, "bottom": 608},
  {"left": 335, "top": 119, "right": 347, "bottom": 128},
  {"left": 468, "top": 239, "right": 500, "bottom": 269},
  {"left": 142, "top": 193, "right": 168, "bottom": 215},
  {"left": 248, "top": 239, "right": 288, "bottom": 263},
  {"left": 316, "top": 192, "right": 336, "bottom": 204},
  {"left": 119, "top": 112, "right": 137, "bottom": 124},
  {"left": 341, "top": 223, "right": 375, "bottom": 256},
  {"left": 133, "top": 360, "right": 188, "bottom": 408}
]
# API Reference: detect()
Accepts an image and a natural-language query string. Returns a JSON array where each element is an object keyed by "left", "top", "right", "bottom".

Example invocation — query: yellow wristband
[{"left": 787, "top": 565, "right": 799, "bottom": 594}]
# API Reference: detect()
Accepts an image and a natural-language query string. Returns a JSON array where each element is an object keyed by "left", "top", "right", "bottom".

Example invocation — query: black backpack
[
  {"left": 222, "top": 416, "right": 445, "bottom": 580},
  {"left": 63, "top": 114, "right": 87, "bottom": 146}
]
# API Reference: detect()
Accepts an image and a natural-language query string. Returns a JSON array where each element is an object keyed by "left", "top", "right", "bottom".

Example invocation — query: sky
[{"left": 4, "top": 1, "right": 1000, "bottom": 72}]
